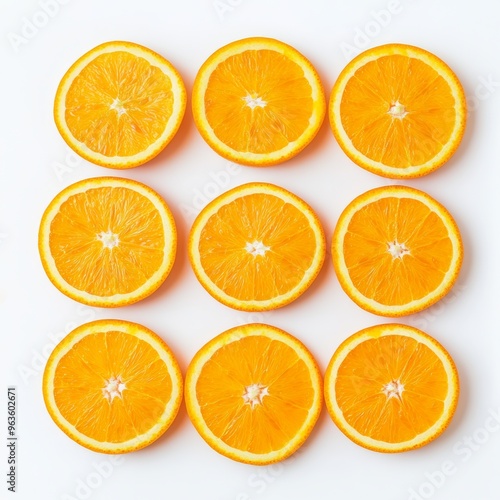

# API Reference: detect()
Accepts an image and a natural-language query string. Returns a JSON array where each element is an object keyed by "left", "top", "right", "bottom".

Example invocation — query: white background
[{"left": 1, "top": 0, "right": 500, "bottom": 499}]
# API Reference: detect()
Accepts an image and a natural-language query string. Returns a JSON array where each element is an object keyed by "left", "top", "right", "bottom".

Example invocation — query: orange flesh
[
  {"left": 204, "top": 50, "right": 314, "bottom": 154},
  {"left": 53, "top": 331, "right": 173, "bottom": 443},
  {"left": 335, "top": 335, "right": 448, "bottom": 443},
  {"left": 196, "top": 335, "right": 315, "bottom": 453},
  {"left": 65, "top": 52, "right": 174, "bottom": 156},
  {"left": 198, "top": 193, "right": 316, "bottom": 300},
  {"left": 343, "top": 197, "right": 452, "bottom": 305},
  {"left": 49, "top": 187, "right": 165, "bottom": 296},
  {"left": 340, "top": 55, "right": 456, "bottom": 167}
]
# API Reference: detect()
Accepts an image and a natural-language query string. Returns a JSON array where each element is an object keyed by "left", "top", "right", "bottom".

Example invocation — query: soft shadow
[
  {"left": 138, "top": 99, "right": 197, "bottom": 173},
  {"left": 129, "top": 198, "right": 190, "bottom": 309},
  {"left": 135, "top": 400, "right": 190, "bottom": 455}
]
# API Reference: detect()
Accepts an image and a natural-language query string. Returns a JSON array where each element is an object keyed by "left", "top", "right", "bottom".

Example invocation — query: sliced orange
[
  {"left": 192, "top": 37, "right": 326, "bottom": 166},
  {"left": 188, "top": 182, "right": 326, "bottom": 311},
  {"left": 330, "top": 43, "right": 466, "bottom": 178},
  {"left": 185, "top": 323, "right": 322, "bottom": 464},
  {"left": 38, "top": 177, "right": 177, "bottom": 307},
  {"left": 54, "top": 41, "right": 186, "bottom": 169},
  {"left": 332, "top": 185, "right": 463, "bottom": 316},
  {"left": 324, "top": 323, "right": 459, "bottom": 452},
  {"left": 43, "top": 319, "right": 183, "bottom": 453}
]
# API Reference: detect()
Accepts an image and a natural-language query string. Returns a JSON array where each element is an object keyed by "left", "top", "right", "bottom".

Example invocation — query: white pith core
[
  {"left": 382, "top": 379, "right": 404, "bottom": 401},
  {"left": 388, "top": 100, "right": 408, "bottom": 119},
  {"left": 243, "top": 95, "right": 267, "bottom": 109},
  {"left": 245, "top": 240, "right": 270, "bottom": 257},
  {"left": 387, "top": 240, "right": 410, "bottom": 259},
  {"left": 243, "top": 383, "right": 269, "bottom": 408},
  {"left": 110, "top": 98, "right": 127, "bottom": 116},
  {"left": 97, "top": 230, "right": 120, "bottom": 249},
  {"left": 102, "top": 376, "right": 126, "bottom": 402}
]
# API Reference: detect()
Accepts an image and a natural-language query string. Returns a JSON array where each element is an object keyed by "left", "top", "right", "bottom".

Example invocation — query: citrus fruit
[
  {"left": 185, "top": 323, "right": 322, "bottom": 464},
  {"left": 54, "top": 41, "right": 186, "bottom": 169},
  {"left": 38, "top": 176, "right": 177, "bottom": 307},
  {"left": 324, "top": 323, "right": 459, "bottom": 452},
  {"left": 188, "top": 182, "right": 326, "bottom": 311},
  {"left": 192, "top": 37, "right": 326, "bottom": 166},
  {"left": 43, "top": 319, "right": 183, "bottom": 453},
  {"left": 329, "top": 43, "right": 466, "bottom": 178},
  {"left": 332, "top": 185, "right": 463, "bottom": 316}
]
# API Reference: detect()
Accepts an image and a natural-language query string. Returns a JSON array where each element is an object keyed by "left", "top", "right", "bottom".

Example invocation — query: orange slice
[
  {"left": 324, "top": 323, "right": 459, "bottom": 452},
  {"left": 332, "top": 185, "right": 463, "bottom": 316},
  {"left": 54, "top": 41, "right": 186, "bottom": 169},
  {"left": 192, "top": 37, "right": 326, "bottom": 166},
  {"left": 185, "top": 323, "right": 322, "bottom": 464},
  {"left": 188, "top": 182, "right": 326, "bottom": 311},
  {"left": 38, "top": 177, "right": 177, "bottom": 307},
  {"left": 43, "top": 319, "right": 183, "bottom": 453},
  {"left": 329, "top": 43, "right": 466, "bottom": 178}
]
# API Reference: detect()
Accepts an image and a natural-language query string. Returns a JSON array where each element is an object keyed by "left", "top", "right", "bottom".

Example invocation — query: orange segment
[
  {"left": 324, "top": 323, "right": 459, "bottom": 452},
  {"left": 185, "top": 323, "right": 322, "bottom": 464},
  {"left": 192, "top": 37, "right": 325, "bottom": 166},
  {"left": 38, "top": 177, "right": 177, "bottom": 307},
  {"left": 188, "top": 183, "right": 326, "bottom": 311},
  {"left": 330, "top": 44, "right": 466, "bottom": 178},
  {"left": 54, "top": 41, "right": 186, "bottom": 169},
  {"left": 43, "top": 319, "right": 183, "bottom": 453},
  {"left": 332, "top": 185, "right": 463, "bottom": 316}
]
